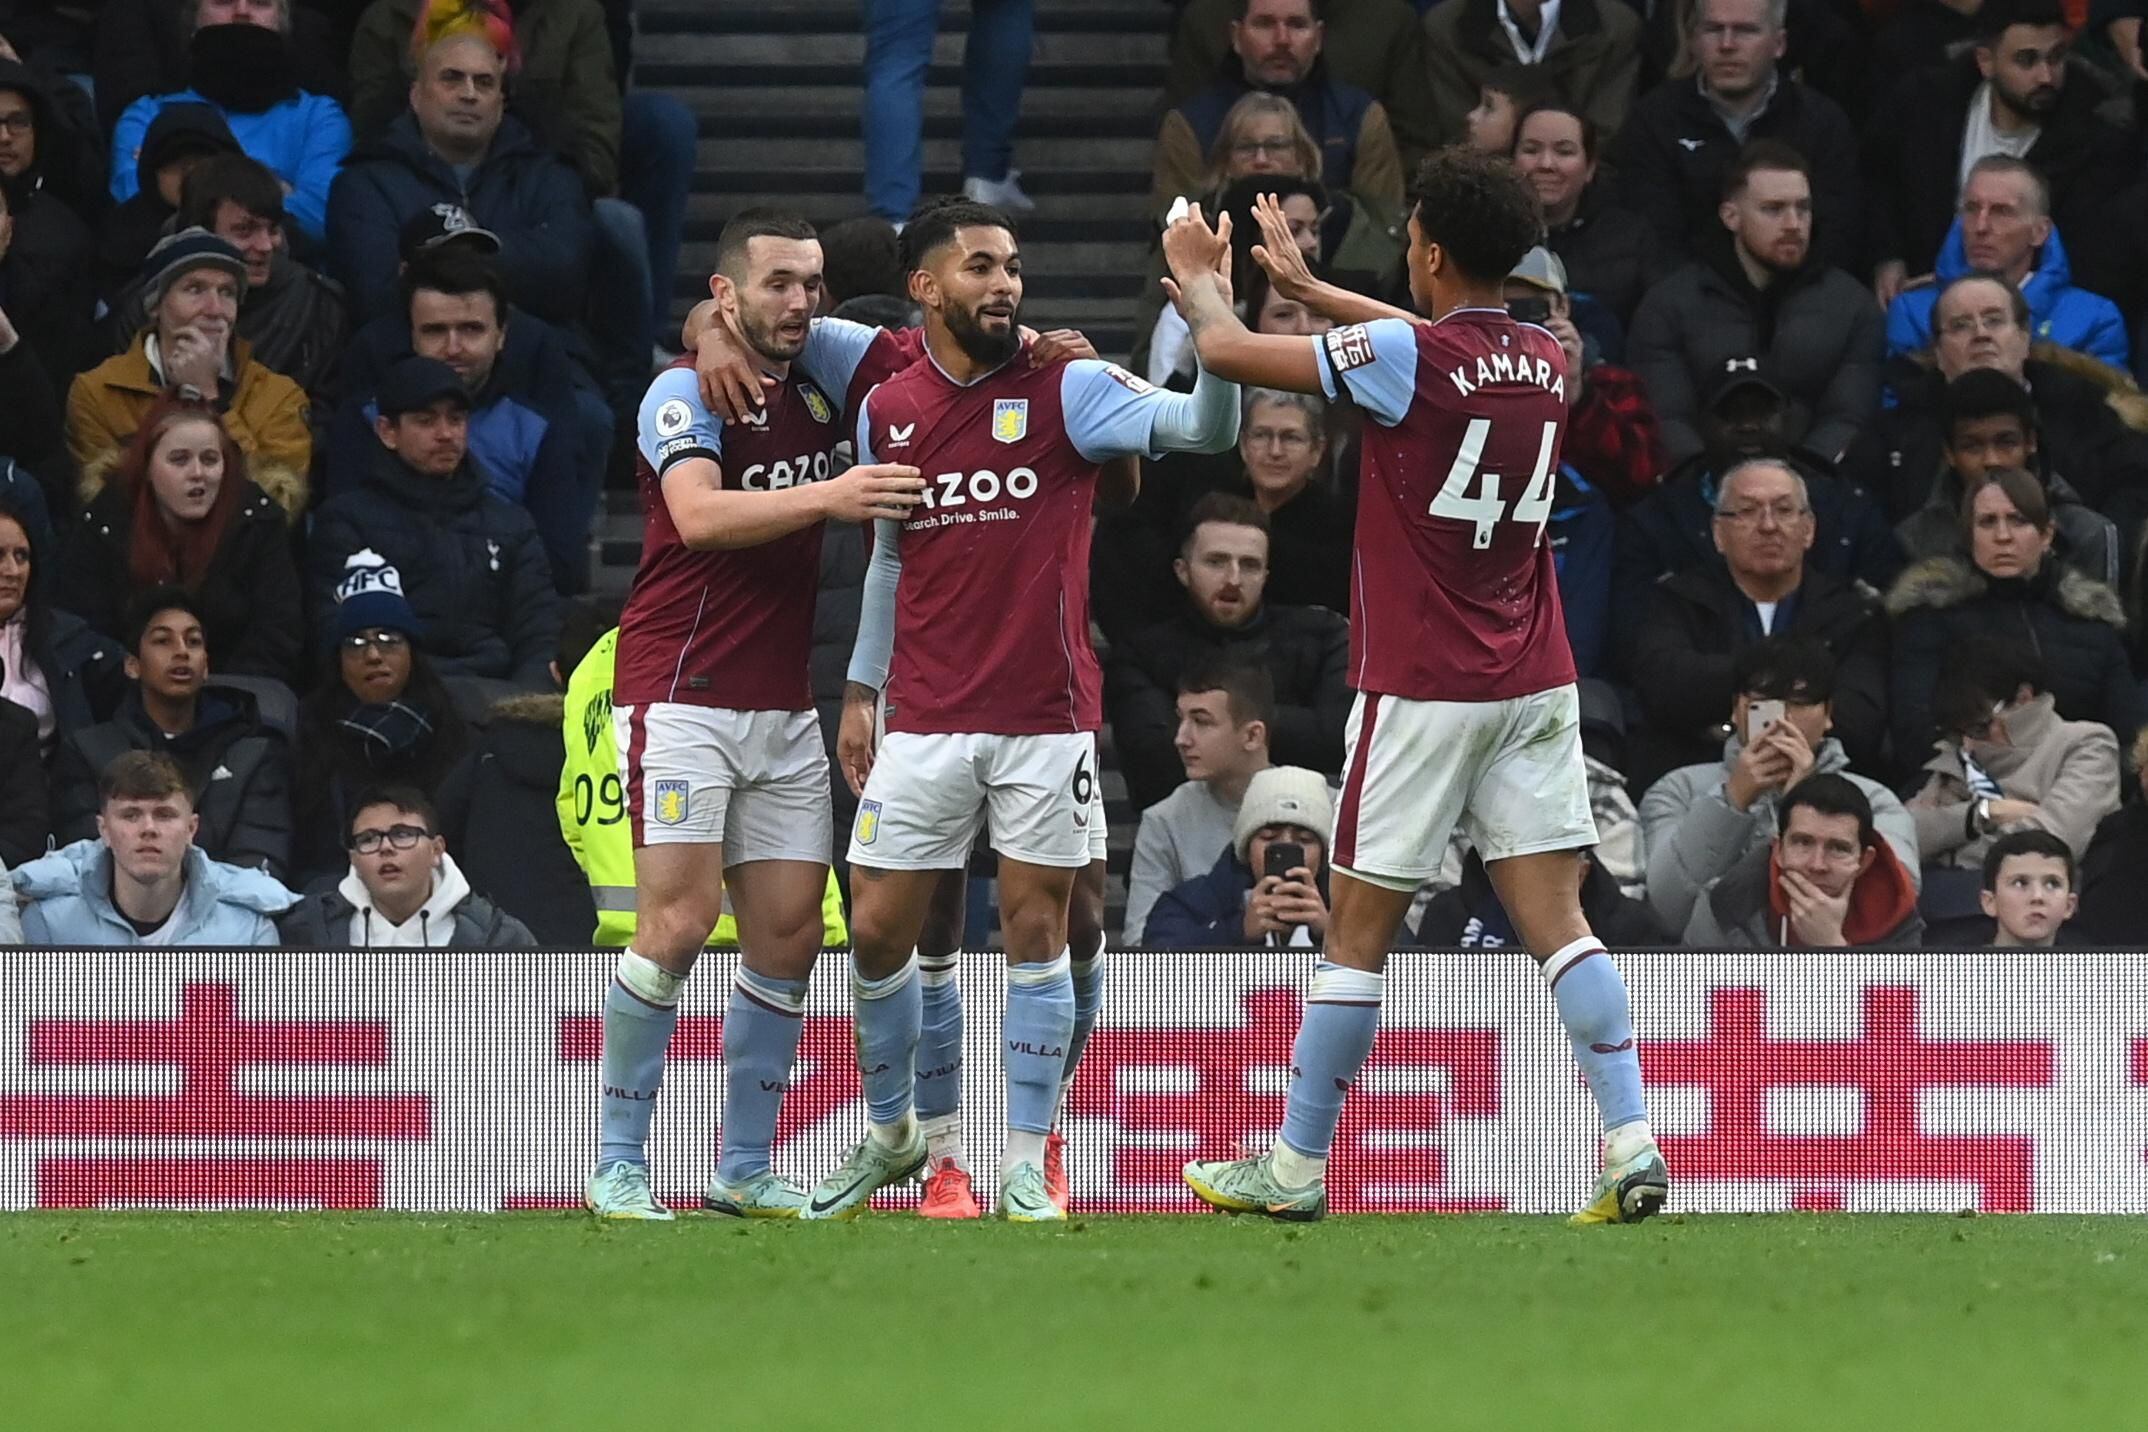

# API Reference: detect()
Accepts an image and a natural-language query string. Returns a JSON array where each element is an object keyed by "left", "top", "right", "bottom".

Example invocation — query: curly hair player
[{"left": 1158, "top": 151, "right": 1668, "bottom": 1224}]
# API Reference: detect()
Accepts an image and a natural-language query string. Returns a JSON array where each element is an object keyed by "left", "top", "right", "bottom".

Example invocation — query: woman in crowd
[
  {"left": 57, "top": 396, "right": 302, "bottom": 682},
  {"left": 0, "top": 493, "right": 125, "bottom": 762},
  {"left": 1887, "top": 468, "right": 2143, "bottom": 766},
  {"left": 292, "top": 594, "right": 469, "bottom": 885},
  {"left": 1511, "top": 101, "right": 1664, "bottom": 335}
]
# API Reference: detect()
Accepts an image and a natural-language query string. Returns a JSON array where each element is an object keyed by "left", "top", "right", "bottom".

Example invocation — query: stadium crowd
[{"left": 1, "top": 0, "right": 2146, "bottom": 952}]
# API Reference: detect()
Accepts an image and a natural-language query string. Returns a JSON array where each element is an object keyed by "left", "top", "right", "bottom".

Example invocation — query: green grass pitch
[{"left": 7, "top": 1213, "right": 2146, "bottom": 1430}]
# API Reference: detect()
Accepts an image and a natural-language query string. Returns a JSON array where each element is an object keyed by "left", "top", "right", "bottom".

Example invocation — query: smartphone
[
  {"left": 1507, "top": 295, "right": 1552, "bottom": 326},
  {"left": 1264, "top": 842, "right": 1306, "bottom": 881},
  {"left": 1748, "top": 699, "right": 1786, "bottom": 744}
]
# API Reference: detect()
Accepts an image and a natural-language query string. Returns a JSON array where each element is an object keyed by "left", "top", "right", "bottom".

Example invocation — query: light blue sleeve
[
  {"left": 798, "top": 317, "right": 884, "bottom": 406},
  {"left": 1313, "top": 318, "right": 1419, "bottom": 428},
  {"left": 1058, "top": 359, "right": 1240, "bottom": 462},
  {"left": 848, "top": 518, "right": 903, "bottom": 689},
  {"left": 852, "top": 389, "right": 878, "bottom": 466},
  {"left": 635, "top": 365, "right": 725, "bottom": 474}
]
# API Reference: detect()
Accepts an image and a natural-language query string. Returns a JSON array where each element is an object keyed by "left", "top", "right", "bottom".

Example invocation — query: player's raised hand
[
  {"left": 694, "top": 320, "right": 779, "bottom": 423},
  {"left": 1160, "top": 201, "right": 1228, "bottom": 285},
  {"left": 837, "top": 682, "right": 878, "bottom": 796},
  {"left": 1027, "top": 328, "right": 1098, "bottom": 367},
  {"left": 821, "top": 462, "right": 925, "bottom": 524},
  {"left": 1249, "top": 192, "right": 1316, "bottom": 302}
]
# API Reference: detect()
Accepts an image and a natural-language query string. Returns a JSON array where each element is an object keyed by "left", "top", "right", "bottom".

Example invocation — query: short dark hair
[
  {"left": 1512, "top": 100, "right": 1599, "bottom": 164},
  {"left": 1234, "top": 0, "right": 1323, "bottom": 20},
  {"left": 1480, "top": 62, "right": 1554, "bottom": 111},
  {"left": 1732, "top": 637, "right": 1837, "bottom": 706},
  {"left": 1935, "top": 271, "right": 2033, "bottom": 331},
  {"left": 1404, "top": 148, "right": 1542, "bottom": 286},
  {"left": 1177, "top": 659, "right": 1276, "bottom": 730},
  {"left": 818, "top": 216, "right": 905, "bottom": 305},
  {"left": 1977, "top": 0, "right": 2068, "bottom": 44},
  {"left": 558, "top": 596, "right": 620, "bottom": 681},
  {"left": 1778, "top": 772, "right": 1877, "bottom": 849},
  {"left": 348, "top": 785, "right": 440, "bottom": 839},
  {"left": 400, "top": 245, "right": 508, "bottom": 326},
  {"left": 99, "top": 750, "right": 192, "bottom": 807},
  {"left": 1180, "top": 491, "right": 1270, "bottom": 552},
  {"left": 899, "top": 195, "right": 1017, "bottom": 275},
  {"left": 124, "top": 585, "right": 207, "bottom": 654},
  {"left": 1933, "top": 636, "right": 2046, "bottom": 738},
  {"left": 715, "top": 207, "right": 818, "bottom": 282},
  {"left": 178, "top": 153, "right": 285, "bottom": 229},
  {"left": 1981, "top": 828, "right": 2076, "bottom": 891},
  {"left": 1721, "top": 140, "right": 1811, "bottom": 202},
  {"left": 1940, "top": 367, "right": 2039, "bottom": 442}
]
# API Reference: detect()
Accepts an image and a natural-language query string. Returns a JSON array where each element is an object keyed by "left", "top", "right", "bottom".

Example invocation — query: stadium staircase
[{"left": 594, "top": 0, "right": 1174, "bottom": 938}]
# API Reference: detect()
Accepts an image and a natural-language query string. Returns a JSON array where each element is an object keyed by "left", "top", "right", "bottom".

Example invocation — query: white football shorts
[
  {"left": 1331, "top": 684, "right": 1597, "bottom": 890},
  {"left": 617, "top": 703, "right": 833, "bottom": 865},
  {"left": 848, "top": 729, "right": 1101, "bottom": 871}
]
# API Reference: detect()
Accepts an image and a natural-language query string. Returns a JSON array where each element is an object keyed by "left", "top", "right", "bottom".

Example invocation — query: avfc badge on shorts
[
  {"left": 855, "top": 799, "right": 883, "bottom": 846},
  {"left": 799, "top": 382, "right": 833, "bottom": 425},
  {"left": 653, "top": 779, "right": 690, "bottom": 827},
  {"left": 991, "top": 399, "right": 1029, "bottom": 444}
]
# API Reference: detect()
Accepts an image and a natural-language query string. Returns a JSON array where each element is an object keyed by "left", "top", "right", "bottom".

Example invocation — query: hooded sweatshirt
[
  {"left": 338, "top": 849, "right": 473, "bottom": 947},
  {"left": 1681, "top": 836, "right": 1925, "bottom": 947},
  {"left": 1885, "top": 222, "right": 2129, "bottom": 370}
]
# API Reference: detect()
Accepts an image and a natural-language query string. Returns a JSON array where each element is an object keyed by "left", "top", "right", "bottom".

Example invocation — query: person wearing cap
[
  {"left": 1641, "top": 637, "right": 1917, "bottom": 939},
  {"left": 92, "top": 100, "right": 243, "bottom": 303},
  {"left": 66, "top": 227, "right": 312, "bottom": 517},
  {"left": 1146, "top": 765, "right": 1334, "bottom": 950},
  {"left": 308, "top": 355, "right": 561, "bottom": 689},
  {"left": 1627, "top": 140, "right": 1882, "bottom": 468},
  {"left": 328, "top": 240, "right": 595, "bottom": 594},
  {"left": 100, "top": 153, "right": 349, "bottom": 400},
  {"left": 107, "top": 0, "right": 352, "bottom": 245},
  {"left": 326, "top": 9, "right": 594, "bottom": 332},
  {"left": 290, "top": 547, "right": 471, "bottom": 883},
  {"left": 1625, "top": 455, "right": 1889, "bottom": 784}
]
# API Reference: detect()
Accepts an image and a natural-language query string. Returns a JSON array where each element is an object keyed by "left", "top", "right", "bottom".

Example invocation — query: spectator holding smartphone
[{"left": 1145, "top": 765, "right": 1331, "bottom": 950}]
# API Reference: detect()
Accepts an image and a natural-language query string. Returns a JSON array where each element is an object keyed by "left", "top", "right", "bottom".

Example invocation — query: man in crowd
[
  {"left": 1124, "top": 662, "right": 1274, "bottom": 945},
  {"left": 1642, "top": 638, "right": 1917, "bottom": 937},
  {"left": 331, "top": 242, "right": 591, "bottom": 593},
  {"left": 1152, "top": 0, "right": 1407, "bottom": 220},
  {"left": 0, "top": 57, "right": 96, "bottom": 384},
  {"left": 51, "top": 589, "right": 295, "bottom": 878},
  {"left": 68, "top": 229, "right": 312, "bottom": 513},
  {"left": 1980, "top": 830, "right": 2080, "bottom": 947},
  {"left": 1421, "top": 0, "right": 1642, "bottom": 149},
  {"left": 1628, "top": 141, "right": 1882, "bottom": 467},
  {"left": 1867, "top": 0, "right": 2132, "bottom": 308},
  {"left": 1626, "top": 458, "right": 1888, "bottom": 782},
  {"left": 103, "top": 153, "right": 349, "bottom": 398},
  {"left": 277, "top": 786, "right": 538, "bottom": 948},
  {"left": 308, "top": 358, "right": 560, "bottom": 687},
  {"left": 1682, "top": 772, "right": 1925, "bottom": 946},
  {"left": 1145, "top": 764, "right": 1332, "bottom": 950},
  {"left": 1104, "top": 492, "right": 1350, "bottom": 812},
  {"left": 9, "top": 749, "right": 296, "bottom": 946},
  {"left": 327, "top": 17, "right": 593, "bottom": 333},
  {"left": 1883, "top": 157, "right": 2126, "bottom": 369},
  {"left": 1842, "top": 274, "right": 2148, "bottom": 529},
  {"left": 1613, "top": 0, "right": 1861, "bottom": 271}
]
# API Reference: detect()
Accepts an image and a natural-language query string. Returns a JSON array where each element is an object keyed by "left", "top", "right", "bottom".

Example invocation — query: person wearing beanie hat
[
  {"left": 1146, "top": 766, "right": 1334, "bottom": 952},
  {"left": 330, "top": 548, "right": 424, "bottom": 647},
  {"left": 68, "top": 227, "right": 312, "bottom": 516}
]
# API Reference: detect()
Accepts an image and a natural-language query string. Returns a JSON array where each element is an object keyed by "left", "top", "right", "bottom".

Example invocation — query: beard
[
  {"left": 1996, "top": 78, "right": 2061, "bottom": 122},
  {"left": 945, "top": 298, "right": 1021, "bottom": 367},
  {"left": 738, "top": 304, "right": 808, "bottom": 363}
]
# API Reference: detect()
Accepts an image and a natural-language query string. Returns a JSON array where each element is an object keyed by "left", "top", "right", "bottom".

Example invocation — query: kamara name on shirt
[{"left": 1447, "top": 350, "right": 1566, "bottom": 402}]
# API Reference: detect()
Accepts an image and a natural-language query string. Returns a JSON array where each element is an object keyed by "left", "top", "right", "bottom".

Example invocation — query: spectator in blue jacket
[
  {"left": 325, "top": 25, "right": 594, "bottom": 332},
  {"left": 9, "top": 749, "right": 296, "bottom": 946},
  {"left": 108, "top": 0, "right": 352, "bottom": 245},
  {"left": 329, "top": 242, "right": 594, "bottom": 593},
  {"left": 1884, "top": 158, "right": 2129, "bottom": 371},
  {"left": 1146, "top": 765, "right": 1332, "bottom": 950}
]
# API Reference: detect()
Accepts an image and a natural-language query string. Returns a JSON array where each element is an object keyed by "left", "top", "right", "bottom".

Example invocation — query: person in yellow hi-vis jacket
[{"left": 558, "top": 628, "right": 849, "bottom": 950}]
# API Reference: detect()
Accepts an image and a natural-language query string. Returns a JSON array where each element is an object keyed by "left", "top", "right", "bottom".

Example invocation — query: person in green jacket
[{"left": 557, "top": 625, "right": 849, "bottom": 951}]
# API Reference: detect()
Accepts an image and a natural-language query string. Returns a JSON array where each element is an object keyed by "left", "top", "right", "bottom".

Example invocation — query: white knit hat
[{"left": 1232, "top": 766, "right": 1335, "bottom": 862}]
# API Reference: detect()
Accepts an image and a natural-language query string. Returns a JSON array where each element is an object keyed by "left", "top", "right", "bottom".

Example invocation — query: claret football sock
[
  {"left": 854, "top": 955, "right": 922, "bottom": 1148},
  {"left": 598, "top": 949, "right": 685, "bottom": 1169},
  {"left": 916, "top": 953, "right": 964, "bottom": 1124},
  {"left": 1003, "top": 950, "right": 1075, "bottom": 1170},
  {"left": 1276, "top": 962, "right": 1383, "bottom": 1177},
  {"left": 716, "top": 968, "right": 809, "bottom": 1184},
  {"left": 1543, "top": 939, "right": 1648, "bottom": 1131}
]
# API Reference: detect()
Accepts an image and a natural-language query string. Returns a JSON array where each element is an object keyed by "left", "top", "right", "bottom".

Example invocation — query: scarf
[{"left": 337, "top": 699, "right": 435, "bottom": 767}]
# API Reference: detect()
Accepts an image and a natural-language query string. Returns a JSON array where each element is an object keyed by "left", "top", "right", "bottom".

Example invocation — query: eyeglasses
[
  {"left": 349, "top": 824, "right": 431, "bottom": 854},
  {"left": 341, "top": 630, "right": 410, "bottom": 653},
  {"left": 1230, "top": 138, "right": 1297, "bottom": 158},
  {"left": 0, "top": 113, "right": 34, "bottom": 136},
  {"left": 1940, "top": 311, "right": 2017, "bottom": 338},
  {"left": 1244, "top": 426, "right": 1314, "bottom": 450},
  {"left": 1714, "top": 501, "right": 1808, "bottom": 526}
]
